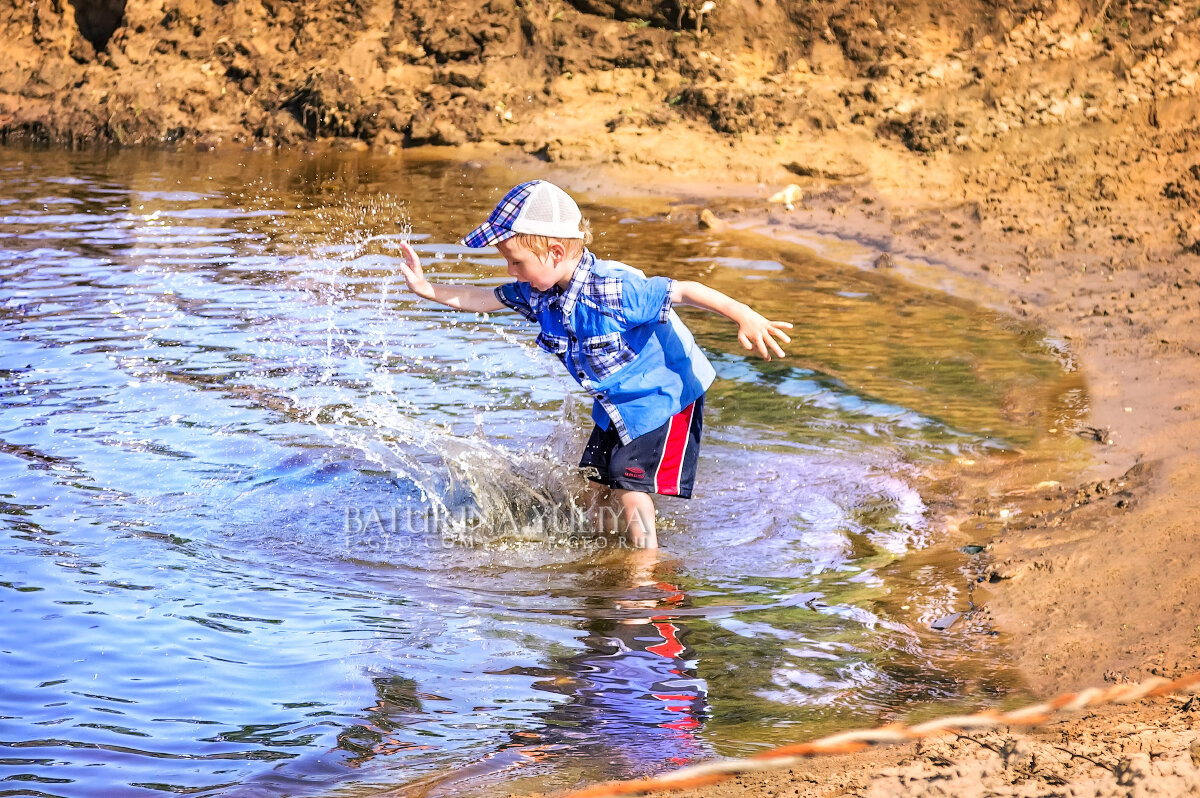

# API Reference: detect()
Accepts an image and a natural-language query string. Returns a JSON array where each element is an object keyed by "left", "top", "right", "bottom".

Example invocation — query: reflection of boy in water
[
  {"left": 334, "top": 559, "right": 708, "bottom": 790},
  {"left": 398, "top": 180, "right": 791, "bottom": 549},
  {"left": 511, "top": 576, "right": 710, "bottom": 775}
]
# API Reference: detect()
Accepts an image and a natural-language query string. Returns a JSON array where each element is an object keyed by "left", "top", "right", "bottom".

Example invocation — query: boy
[{"left": 397, "top": 180, "right": 791, "bottom": 549}]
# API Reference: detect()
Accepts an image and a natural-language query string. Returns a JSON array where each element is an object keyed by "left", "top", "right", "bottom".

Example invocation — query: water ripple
[{"left": 0, "top": 147, "right": 1080, "bottom": 797}]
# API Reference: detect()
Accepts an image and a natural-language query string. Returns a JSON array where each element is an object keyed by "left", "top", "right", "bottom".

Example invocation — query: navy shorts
[{"left": 579, "top": 396, "right": 704, "bottom": 498}]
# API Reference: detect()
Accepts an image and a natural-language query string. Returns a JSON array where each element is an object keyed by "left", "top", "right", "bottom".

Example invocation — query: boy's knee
[{"left": 613, "top": 488, "right": 655, "bottom": 519}]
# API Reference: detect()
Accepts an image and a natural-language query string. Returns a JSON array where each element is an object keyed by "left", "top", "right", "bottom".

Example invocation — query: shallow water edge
[{"left": 0, "top": 145, "right": 1091, "bottom": 798}]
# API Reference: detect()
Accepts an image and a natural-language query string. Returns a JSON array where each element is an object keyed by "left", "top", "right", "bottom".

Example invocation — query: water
[{"left": 0, "top": 148, "right": 1081, "bottom": 796}]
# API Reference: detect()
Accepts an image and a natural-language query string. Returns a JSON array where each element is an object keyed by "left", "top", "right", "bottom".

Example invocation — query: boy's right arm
[{"left": 399, "top": 242, "right": 506, "bottom": 313}]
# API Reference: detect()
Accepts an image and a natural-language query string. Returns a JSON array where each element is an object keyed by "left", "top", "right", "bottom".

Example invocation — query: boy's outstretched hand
[
  {"left": 736, "top": 310, "right": 793, "bottom": 361},
  {"left": 394, "top": 241, "right": 506, "bottom": 313},
  {"left": 670, "top": 279, "right": 793, "bottom": 361},
  {"left": 397, "top": 241, "right": 434, "bottom": 300}
]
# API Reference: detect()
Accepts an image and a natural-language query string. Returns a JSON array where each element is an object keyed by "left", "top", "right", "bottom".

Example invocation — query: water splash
[{"left": 255, "top": 193, "right": 597, "bottom": 549}]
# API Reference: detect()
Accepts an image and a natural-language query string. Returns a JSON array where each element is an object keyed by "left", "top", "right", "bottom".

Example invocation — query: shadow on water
[{"left": 0, "top": 146, "right": 1087, "bottom": 797}]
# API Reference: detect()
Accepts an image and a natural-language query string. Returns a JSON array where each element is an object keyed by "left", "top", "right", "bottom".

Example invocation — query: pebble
[
  {"left": 931, "top": 612, "right": 963, "bottom": 631},
  {"left": 698, "top": 208, "right": 726, "bottom": 231},
  {"left": 768, "top": 184, "right": 802, "bottom": 211}
]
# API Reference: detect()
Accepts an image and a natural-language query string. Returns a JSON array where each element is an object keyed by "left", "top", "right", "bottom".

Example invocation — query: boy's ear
[{"left": 549, "top": 240, "right": 568, "bottom": 263}]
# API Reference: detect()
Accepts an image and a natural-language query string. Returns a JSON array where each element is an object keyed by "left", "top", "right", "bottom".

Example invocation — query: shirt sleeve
[
  {"left": 494, "top": 282, "right": 537, "bottom": 322},
  {"left": 620, "top": 274, "right": 674, "bottom": 326}
]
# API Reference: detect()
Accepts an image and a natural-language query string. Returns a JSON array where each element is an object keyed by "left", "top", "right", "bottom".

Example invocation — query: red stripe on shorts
[
  {"left": 646, "top": 622, "right": 685, "bottom": 659},
  {"left": 654, "top": 402, "right": 694, "bottom": 496}
]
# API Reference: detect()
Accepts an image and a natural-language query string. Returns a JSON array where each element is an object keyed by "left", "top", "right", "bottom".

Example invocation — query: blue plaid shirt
[{"left": 495, "top": 250, "right": 715, "bottom": 444}]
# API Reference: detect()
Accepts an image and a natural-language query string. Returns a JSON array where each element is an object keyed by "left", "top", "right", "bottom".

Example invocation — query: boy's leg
[
  {"left": 579, "top": 396, "right": 702, "bottom": 549},
  {"left": 613, "top": 488, "right": 657, "bottom": 549},
  {"left": 583, "top": 482, "right": 654, "bottom": 547}
]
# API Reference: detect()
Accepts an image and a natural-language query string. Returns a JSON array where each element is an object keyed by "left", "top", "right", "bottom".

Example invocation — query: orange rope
[{"left": 555, "top": 671, "right": 1200, "bottom": 798}]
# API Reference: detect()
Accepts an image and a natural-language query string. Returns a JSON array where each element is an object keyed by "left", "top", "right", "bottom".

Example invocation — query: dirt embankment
[
  {"left": 2, "top": 0, "right": 928, "bottom": 147},
  {"left": 6, "top": 1, "right": 1200, "bottom": 796},
  {"left": 9, "top": 0, "right": 1197, "bottom": 259},
  {"left": 0, "top": 0, "right": 1128, "bottom": 150}
]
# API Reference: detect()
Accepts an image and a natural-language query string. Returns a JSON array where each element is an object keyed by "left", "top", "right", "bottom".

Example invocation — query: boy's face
[{"left": 495, "top": 238, "right": 571, "bottom": 291}]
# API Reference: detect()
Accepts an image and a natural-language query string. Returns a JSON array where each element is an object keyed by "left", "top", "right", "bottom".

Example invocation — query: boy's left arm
[{"left": 670, "top": 280, "right": 793, "bottom": 360}]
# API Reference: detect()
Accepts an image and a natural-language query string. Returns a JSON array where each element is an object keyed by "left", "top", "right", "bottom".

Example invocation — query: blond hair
[{"left": 510, "top": 217, "right": 593, "bottom": 260}]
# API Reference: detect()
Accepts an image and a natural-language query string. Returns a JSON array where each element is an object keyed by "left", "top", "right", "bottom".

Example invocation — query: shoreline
[{"left": 557, "top": 132, "right": 1200, "bottom": 794}]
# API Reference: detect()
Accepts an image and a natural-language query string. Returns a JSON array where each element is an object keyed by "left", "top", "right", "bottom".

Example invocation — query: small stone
[
  {"left": 698, "top": 208, "right": 727, "bottom": 231},
  {"left": 768, "top": 184, "right": 802, "bottom": 211},
  {"left": 931, "top": 612, "right": 963, "bottom": 631}
]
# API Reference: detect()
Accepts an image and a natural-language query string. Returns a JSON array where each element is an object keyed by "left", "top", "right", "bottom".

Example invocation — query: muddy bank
[
  {"left": 663, "top": 698, "right": 1200, "bottom": 798},
  {"left": 5, "top": 0, "right": 1196, "bottom": 171},
  {"left": 1, "top": 0, "right": 1031, "bottom": 148}
]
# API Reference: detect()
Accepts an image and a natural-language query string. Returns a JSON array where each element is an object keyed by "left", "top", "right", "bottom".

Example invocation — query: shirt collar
[{"left": 529, "top": 249, "right": 594, "bottom": 315}]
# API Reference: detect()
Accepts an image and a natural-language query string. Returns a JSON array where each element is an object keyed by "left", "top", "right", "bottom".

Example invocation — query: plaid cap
[{"left": 461, "top": 180, "right": 585, "bottom": 248}]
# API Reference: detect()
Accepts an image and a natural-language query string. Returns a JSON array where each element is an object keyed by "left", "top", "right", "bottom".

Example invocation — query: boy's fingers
[
  {"left": 400, "top": 242, "right": 420, "bottom": 267},
  {"left": 772, "top": 328, "right": 792, "bottom": 344}
]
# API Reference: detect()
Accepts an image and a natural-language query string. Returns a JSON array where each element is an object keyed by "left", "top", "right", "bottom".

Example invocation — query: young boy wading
[{"left": 399, "top": 180, "right": 792, "bottom": 549}]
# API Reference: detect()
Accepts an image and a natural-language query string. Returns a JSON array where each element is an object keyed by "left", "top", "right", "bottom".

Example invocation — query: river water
[{"left": 0, "top": 148, "right": 1081, "bottom": 796}]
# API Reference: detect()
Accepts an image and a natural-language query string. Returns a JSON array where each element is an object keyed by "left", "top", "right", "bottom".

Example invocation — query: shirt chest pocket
[
  {"left": 535, "top": 331, "right": 568, "bottom": 358},
  {"left": 582, "top": 332, "right": 636, "bottom": 381}
]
